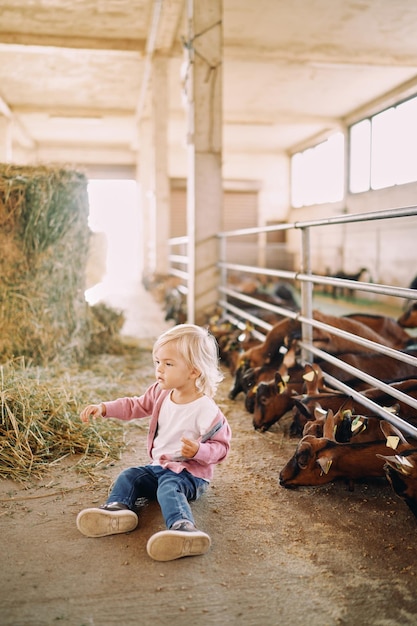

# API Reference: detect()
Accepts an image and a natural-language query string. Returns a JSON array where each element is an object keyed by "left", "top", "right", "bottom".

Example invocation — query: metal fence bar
[
  {"left": 217, "top": 206, "right": 417, "bottom": 240},
  {"left": 296, "top": 314, "right": 417, "bottom": 366},
  {"left": 322, "top": 373, "right": 417, "bottom": 439},
  {"left": 218, "top": 300, "right": 272, "bottom": 337},
  {"left": 169, "top": 205, "right": 417, "bottom": 437},
  {"left": 168, "top": 254, "right": 189, "bottom": 265},
  {"left": 219, "top": 286, "right": 298, "bottom": 321},
  {"left": 168, "top": 267, "right": 189, "bottom": 281},
  {"left": 218, "top": 261, "right": 296, "bottom": 281},
  {"left": 300, "top": 227, "right": 314, "bottom": 362},
  {"left": 298, "top": 342, "right": 417, "bottom": 438},
  {"left": 296, "top": 272, "right": 416, "bottom": 300},
  {"left": 298, "top": 342, "right": 417, "bottom": 410}
]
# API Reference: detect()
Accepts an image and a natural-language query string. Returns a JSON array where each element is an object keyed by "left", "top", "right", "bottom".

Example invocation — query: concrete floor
[
  {"left": 85, "top": 276, "right": 172, "bottom": 342},
  {"left": 101, "top": 279, "right": 173, "bottom": 341}
]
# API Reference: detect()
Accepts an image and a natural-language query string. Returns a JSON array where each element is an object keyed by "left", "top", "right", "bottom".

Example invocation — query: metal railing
[{"left": 169, "top": 205, "right": 417, "bottom": 437}]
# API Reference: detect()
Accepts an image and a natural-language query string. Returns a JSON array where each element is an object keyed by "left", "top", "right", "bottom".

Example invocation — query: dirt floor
[{"left": 1, "top": 327, "right": 417, "bottom": 626}]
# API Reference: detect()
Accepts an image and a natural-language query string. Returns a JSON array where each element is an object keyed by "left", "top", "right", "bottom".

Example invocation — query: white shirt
[{"left": 151, "top": 392, "right": 218, "bottom": 464}]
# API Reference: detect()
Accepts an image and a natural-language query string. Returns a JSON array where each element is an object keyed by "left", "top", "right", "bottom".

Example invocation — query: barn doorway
[{"left": 85, "top": 179, "right": 141, "bottom": 307}]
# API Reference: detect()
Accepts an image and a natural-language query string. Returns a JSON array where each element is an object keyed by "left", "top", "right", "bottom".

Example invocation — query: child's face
[{"left": 153, "top": 342, "right": 198, "bottom": 391}]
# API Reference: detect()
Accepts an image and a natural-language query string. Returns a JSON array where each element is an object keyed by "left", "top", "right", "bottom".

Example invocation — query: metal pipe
[
  {"left": 322, "top": 373, "right": 417, "bottom": 439},
  {"left": 219, "top": 287, "right": 299, "bottom": 320},
  {"left": 297, "top": 315, "right": 417, "bottom": 366},
  {"left": 298, "top": 342, "right": 417, "bottom": 412},
  {"left": 218, "top": 300, "right": 272, "bottom": 336},
  {"left": 300, "top": 227, "right": 313, "bottom": 363}
]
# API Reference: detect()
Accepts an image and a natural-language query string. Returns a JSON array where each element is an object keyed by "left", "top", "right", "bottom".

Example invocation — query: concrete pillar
[
  {"left": 137, "top": 55, "right": 170, "bottom": 281},
  {"left": 184, "top": 0, "right": 223, "bottom": 324},
  {"left": 152, "top": 55, "right": 170, "bottom": 276},
  {"left": 138, "top": 117, "right": 156, "bottom": 279},
  {"left": 0, "top": 117, "right": 13, "bottom": 162}
]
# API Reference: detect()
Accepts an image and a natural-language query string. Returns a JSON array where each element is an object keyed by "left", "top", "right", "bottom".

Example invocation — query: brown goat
[
  {"left": 239, "top": 310, "right": 399, "bottom": 372},
  {"left": 397, "top": 302, "right": 417, "bottom": 329},
  {"left": 378, "top": 421, "right": 417, "bottom": 518},
  {"left": 279, "top": 434, "right": 390, "bottom": 488},
  {"left": 343, "top": 313, "right": 413, "bottom": 349},
  {"left": 252, "top": 371, "right": 304, "bottom": 432},
  {"left": 302, "top": 400, "right": 388, "bottom": 443}
]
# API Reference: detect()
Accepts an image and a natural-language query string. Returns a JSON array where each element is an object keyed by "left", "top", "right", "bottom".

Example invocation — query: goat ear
[
  {"left": 293, "top": 398, "right": 311, "bottom": 419},
  {"left": 274, "top": 372, "right": 286, "bottom": 393},
  {"left": 297, "top": 442, "right": 313, "bottom": 469},
  {"left": 380, "top": 420, "right": 408, "bottom": 447},
  {"left": 323, "top": 409, "right": 336, "bottom": 440},
  {"left": 338, "top": 396, "right": 354, "bottom": 413},
  {"left": 377, "top": 453, "right": 414, "bottom": 475},
  {"left": 302, "top": 369, "right": 316, "bottom": 382},
  {"left": 282, "top": 345, "right": 296, "bottom": 369},
  {"left": 317, "top": 456, "right": 333, "bottom": 474}
]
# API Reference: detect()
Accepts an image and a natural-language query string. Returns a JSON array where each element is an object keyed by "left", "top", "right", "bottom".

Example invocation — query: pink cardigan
[{"left": 103, "top": 382, "right": 231, "bottom": 481}]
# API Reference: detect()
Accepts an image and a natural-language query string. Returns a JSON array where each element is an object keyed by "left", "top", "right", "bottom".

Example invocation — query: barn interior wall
[
  {"left": 286, "top": 181, "right": 417, "bottom": 292},
  {"left": 169, "top": 143, "right": 290, "bottom": 228},
  {"left": 222, "top": 151, "right": 290, "bottom": 226}
]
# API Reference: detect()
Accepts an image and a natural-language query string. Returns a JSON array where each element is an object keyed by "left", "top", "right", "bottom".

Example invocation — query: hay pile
[
  {"left": 88, "top": 303, "right": 126, "bottom": 355},
  {"left": 0, "top": 357, "right": 129, "bottom": 481},
  {"left": 0, "top": 164, "right": 148, "bottom": 482},
  {"left": 0, "top": 164, "right": 91, "bottom": 364}
]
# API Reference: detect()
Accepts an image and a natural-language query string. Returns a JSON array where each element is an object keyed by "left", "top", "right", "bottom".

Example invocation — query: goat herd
[{"left": 208, "top": 304, "right": 417, "bottom": 520}]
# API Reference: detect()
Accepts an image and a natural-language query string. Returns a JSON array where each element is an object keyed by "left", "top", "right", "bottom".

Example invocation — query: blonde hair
[{"left": 153, "top": 324, "right": 224, "bottom": 397}]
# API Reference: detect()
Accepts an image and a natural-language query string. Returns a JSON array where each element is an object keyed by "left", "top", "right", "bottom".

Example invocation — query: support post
[{"left": 184, "top": 0, "right": 223, "bottom": 324}]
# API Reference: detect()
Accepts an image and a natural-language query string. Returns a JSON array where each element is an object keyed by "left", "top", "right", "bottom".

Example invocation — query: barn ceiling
[{"left": 2, "top": 0, "right": 417, "bottom": 172}]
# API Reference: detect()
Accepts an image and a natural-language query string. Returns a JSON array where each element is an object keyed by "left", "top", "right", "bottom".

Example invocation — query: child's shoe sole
[
  {"left": 146, "top": 529, "right": 211, "bottom": 561},
  {"left": 76, "top": 508, "right": 138, "bottom": 537}
]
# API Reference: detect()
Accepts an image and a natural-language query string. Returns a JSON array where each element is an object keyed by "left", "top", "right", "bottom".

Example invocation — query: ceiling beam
[
  {"left": 14, "top": 105, "right": 134, "bottom": 117},
  {"left": 0, "top": 32, "right": 146, "bottom": 52},
  {"left": 225, "top": 45, "right": 417, "bottom": 69},
  {"left": 0, "top": 94, "right": 36, "bottom": 149}
]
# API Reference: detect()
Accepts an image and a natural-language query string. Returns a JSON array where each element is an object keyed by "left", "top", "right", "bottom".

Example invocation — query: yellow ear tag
[
  {"left": 277, "top": 382, "right": 286, "bottom": 393},
  {"left": 303, "top": 370, "right": 315, "bottom": 382},
  {"left": 351, "top": 416, "right": 365, "bottom": 433},
  {"left": 252, "top": 385, "right": 258, "bottom": 394},
  {"left": 386, "top": 436, "right": 400, "bottom": 450},
  {"left": 317, "top": 457, "right": 332, "bottom": 475}
]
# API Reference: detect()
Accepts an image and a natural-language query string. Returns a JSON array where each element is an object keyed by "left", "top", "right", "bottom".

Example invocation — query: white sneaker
[
  {"left": 146, "top": 526, "right": 211, "bottom": 561},
  {"left": 76, "top": 507, "right": 138, "bottom": 537}
]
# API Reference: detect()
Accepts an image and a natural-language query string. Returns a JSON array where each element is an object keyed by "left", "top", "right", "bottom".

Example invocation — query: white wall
[{"left": 286, "top": 182, "right": 417, "bottom": 292}]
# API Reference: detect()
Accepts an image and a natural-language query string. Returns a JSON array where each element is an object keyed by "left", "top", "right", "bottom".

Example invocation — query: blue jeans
[{"left": 106, "top": 465, "right": 209, "bottom": 529}]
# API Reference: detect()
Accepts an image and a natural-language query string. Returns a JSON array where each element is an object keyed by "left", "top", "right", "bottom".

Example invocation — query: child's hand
[
  {"left": 180, "top": 436, "right": 199, "bottom": 459},
  {"left": 80, "top": 404, "right": 104, "bottom": 423}
]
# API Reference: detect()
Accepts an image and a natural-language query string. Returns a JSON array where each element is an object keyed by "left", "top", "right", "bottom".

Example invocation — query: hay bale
[
  {"left": 0, "top": 357, "right": 125, "bottom": 481},
  {"left": 85, "top": 231, "right": 107, "bottom": 289},
  {"left": 87, "top": 303, "right": 126, "bottom": 355},
  {"left": 0, "top": 164, "right": 91, "bottom": 364}
]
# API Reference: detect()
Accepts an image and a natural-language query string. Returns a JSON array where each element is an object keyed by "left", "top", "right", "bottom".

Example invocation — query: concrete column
[
  {"left": 185, "top": 0, "right": 223, "bottom": 324},
  {"left": 137, "top": 56, "right": 170, "bottom": 281},
  {"left": 138, "top": 117, "right": 156, "bottom": 279},
  {"left": 152, "top": 55, "right": 170, "bottom": 276},
  {"left": 0, "top": 117, "right": 13, "bottom": 162}
]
